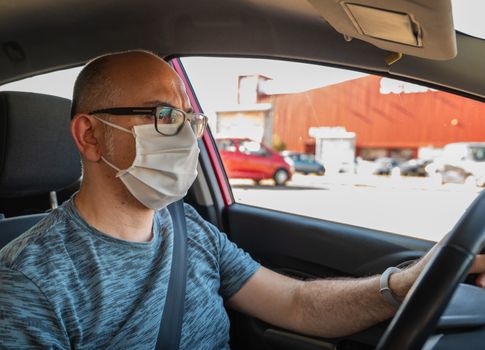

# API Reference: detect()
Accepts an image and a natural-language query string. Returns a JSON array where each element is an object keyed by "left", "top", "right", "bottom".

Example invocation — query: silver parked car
[{"left": 426, "top": 142, "right": 485, "bottom": 185}]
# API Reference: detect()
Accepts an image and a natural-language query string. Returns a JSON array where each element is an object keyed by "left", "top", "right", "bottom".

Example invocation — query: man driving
[{"left": 1, "top": 50, "right": 485, "bottom": 349}]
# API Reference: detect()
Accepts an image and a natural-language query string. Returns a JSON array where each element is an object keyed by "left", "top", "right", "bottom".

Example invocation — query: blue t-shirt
[{"left": 0, "top": 199, "right": 260, "bottom": 349}]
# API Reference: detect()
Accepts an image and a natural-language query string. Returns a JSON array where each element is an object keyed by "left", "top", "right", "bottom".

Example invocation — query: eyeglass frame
[{"left": 88, "top": 106, "right": 208, "bottom": 138}]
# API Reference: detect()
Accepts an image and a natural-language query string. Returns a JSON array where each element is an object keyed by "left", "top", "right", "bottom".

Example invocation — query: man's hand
[
  {"left": 470, "top": 254, "right": 485, "bottom": 287},
  {"left": 394, "top": 244, "right": 485, "bottom": 304}
]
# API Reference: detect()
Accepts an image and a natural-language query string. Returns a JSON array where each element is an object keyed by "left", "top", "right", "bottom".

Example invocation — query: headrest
[{"left": 0, "top": 91, "right": 81, "bottom": 197}]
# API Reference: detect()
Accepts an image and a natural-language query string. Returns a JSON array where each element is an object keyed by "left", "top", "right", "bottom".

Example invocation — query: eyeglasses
[{"left": 88, "top": 106, "right": 208, "bottom": 138}]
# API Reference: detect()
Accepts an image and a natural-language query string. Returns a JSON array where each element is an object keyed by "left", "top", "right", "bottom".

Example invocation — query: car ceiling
[{"left": 0, "top": 0, "right": 484, "bottom": 99}]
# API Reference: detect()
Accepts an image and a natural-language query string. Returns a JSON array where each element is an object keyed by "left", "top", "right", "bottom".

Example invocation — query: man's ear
[{"left": 71, "top": 114, "right": 103, "bottom": 162}]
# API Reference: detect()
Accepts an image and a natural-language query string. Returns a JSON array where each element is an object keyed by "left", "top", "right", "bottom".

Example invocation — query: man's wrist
[
  {"left": 379, "top": 267, "right": 402, "bottom": 307},
  {"left": 388, "top": 267, "right": 415, "bottom": 302}
]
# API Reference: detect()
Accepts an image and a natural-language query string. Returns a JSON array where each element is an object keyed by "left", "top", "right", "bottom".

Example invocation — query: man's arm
[
  {"left": 226, "top": 266, "right": 400, "bottom": 337},
  {"left": 0, "top": 267, "right": 69, "bottom": 348},
  {"left": 227, "top": 249, "right": 485, "bottom": 338}
]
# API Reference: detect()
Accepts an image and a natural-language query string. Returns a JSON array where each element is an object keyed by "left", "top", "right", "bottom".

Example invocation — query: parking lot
[{"left": 230, "top": 174, "right": 482, "bottom": 242}]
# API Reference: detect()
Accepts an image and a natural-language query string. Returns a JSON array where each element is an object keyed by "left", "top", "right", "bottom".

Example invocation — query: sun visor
[{"left": 307, "top": 0, "right": 457, "bottom": 60}]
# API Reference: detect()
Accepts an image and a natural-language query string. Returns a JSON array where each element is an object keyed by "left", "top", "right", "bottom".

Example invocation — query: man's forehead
[
  {"left": 114, "top": 64, "right": 183, "bottom": 87},
  {"left": 112, "top": 71, "right": 185, "bottom": 93},
  {"left": 150, "top": 78, "right": 187, "bottom": 95},
  {"left": 130, "top": 80, "right": 190, "bottom": 108},
  {"left": 166, "top": 78, "right": 186, "bottom": 89}
]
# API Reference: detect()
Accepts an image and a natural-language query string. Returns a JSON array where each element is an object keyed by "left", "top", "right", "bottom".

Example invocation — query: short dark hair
[
  {"left": 71, "top": 54, "right": 112, "bottom": 118},
  {"left": 71, "top": 50, "right": 159, "bottom": 119}
]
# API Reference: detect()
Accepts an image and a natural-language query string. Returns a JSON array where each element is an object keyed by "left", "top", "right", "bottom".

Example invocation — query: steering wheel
[{"left": 376, "top": 191, "right": 485, "bottom": 350}]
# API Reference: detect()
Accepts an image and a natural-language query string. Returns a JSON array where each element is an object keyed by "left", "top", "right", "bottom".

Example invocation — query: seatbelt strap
[{"left": 156, "top": 200, "right": 188, "bottom": 350}]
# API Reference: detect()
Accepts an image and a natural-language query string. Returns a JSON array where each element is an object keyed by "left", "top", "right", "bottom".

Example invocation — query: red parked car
[{"left": 216, "top": 138, "right": 293, "bottom": 185}]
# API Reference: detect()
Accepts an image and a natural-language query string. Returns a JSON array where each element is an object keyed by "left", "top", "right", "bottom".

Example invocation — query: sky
[
  {"left": 180, "top": 57, "right": 367, "bottom": 111},
  {"left": 452, "top": 0, "right": 485, "bottom": 39}
]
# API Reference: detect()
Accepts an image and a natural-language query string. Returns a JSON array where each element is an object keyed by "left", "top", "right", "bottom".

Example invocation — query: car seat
[{"left": 0, "top": 91, "right": 81, "bottom": 249}]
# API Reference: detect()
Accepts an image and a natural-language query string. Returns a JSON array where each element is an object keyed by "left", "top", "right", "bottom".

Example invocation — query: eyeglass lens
[{"left": 155, "top": 107, "right": 206, "bottom": 138}]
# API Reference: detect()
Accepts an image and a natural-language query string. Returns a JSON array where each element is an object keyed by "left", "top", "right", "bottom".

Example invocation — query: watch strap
[{"left": 379, "top": 267, "right": 402, "bottom": 308}]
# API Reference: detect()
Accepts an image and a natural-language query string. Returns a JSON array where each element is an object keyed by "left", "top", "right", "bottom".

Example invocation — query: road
[{"left": 230, "top": 174, "right": 482, "bottom": 242}]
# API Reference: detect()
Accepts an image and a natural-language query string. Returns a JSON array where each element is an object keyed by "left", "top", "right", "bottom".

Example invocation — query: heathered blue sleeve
[
  {"left": 184, "top": 204, "right": 260, "bottom": 299},
  {"left": 0, "top": 267, "right": 70, "bottom": 349},
  {"left": 217, "top": 229, "right": 261, "bottom": 299}
]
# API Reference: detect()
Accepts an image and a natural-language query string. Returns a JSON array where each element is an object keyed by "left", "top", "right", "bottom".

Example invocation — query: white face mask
[{"left": 96, "top": 118, "right": 200, "bottom": 210}]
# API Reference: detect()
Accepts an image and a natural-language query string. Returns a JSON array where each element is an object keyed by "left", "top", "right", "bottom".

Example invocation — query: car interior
[
  {"left": 0, "top": 92, "right": 81, "bottom": 245},
  {"left": 1, "top": 0, "right": 485, "bottom": 349}
]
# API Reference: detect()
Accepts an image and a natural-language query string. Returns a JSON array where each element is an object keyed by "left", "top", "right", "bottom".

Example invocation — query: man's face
[{"left": 97, "top": 54, "right": 192, "bottom": 171}]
